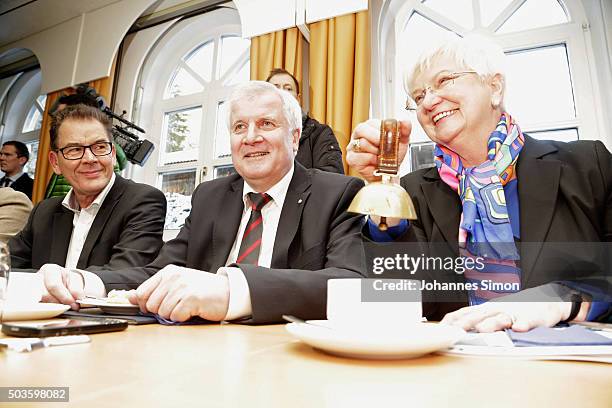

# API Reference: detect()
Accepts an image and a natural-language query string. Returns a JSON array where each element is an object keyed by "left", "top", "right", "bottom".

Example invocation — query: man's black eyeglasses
[{"left": 57, "top": 142, "right": 113, "bottom": 160}]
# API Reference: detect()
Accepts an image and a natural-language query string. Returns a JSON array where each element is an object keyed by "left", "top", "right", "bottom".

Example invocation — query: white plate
[
  {"left": 1, "top": 303, "right": 70, "bottom": 321},
  {"left": 77, "top": 298, "right": 140, "bottom": 315},
  {"left": 286, "top": 320, "right": 465, "bottom": 360}
]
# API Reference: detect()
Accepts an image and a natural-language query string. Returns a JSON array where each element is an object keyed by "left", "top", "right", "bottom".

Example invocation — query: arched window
[
  {"left": 136, "top": 8, "right": 249, "bottom": 229},
  {"left": 373, "top": 0, "right": 607, "bottom": 172},
  {"left": 22, "top": 94, "right": 47, "bottom": 133},
  {"left": 0, "top": 69, "right": 44, "bottom": 178}
]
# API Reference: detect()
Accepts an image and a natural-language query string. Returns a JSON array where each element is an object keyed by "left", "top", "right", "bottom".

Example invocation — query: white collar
[
  {"left": 6, "top": 171, "right": 24, "bottom": 181},
  {"left": 242, "top": 163, "right": 294, "bottom": 207},
  {"left": 62, "top": 173, "right": 117, "bottom": 212}
]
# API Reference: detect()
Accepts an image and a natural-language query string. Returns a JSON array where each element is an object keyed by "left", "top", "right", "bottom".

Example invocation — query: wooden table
[{"left": 1, "top": 323, "right": 611, "bottom": 407}]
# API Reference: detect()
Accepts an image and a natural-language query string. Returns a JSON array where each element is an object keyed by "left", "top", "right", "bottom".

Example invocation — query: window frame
[
  {"left": 0, "top": 69, "right": 44, "bottom": 178},
  {"left": 135, "top": 8, "right": 248, "bottom": 190}
]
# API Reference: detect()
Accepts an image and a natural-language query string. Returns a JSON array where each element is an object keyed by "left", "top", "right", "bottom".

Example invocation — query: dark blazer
[
  {"left": 296, "top": 114, "right": 345, "bottom": 174},
  {"left": 10, "top": 173, "right": 33, "bottom": 199},
  {"left": 138, "top": 162, "right": 366, "bottom": 324},
  {"left": 9, "top": 175, "right": 166, "bottom": 283},
  {"left": 395, "top": 136, "right": 612, "bottom": 320}
]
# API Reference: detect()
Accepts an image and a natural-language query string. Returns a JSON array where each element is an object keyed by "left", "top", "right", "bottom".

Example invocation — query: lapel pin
[{"left": 297, "top": 198, "right": 303, "bottom": 204}]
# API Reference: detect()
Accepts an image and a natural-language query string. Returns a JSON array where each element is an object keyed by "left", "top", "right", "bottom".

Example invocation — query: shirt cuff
[
  {"left": 367, "top": 217, "right": 409, "bottom": 242},
  {"left": 586, "top": 301, "right": 610, "bottom": 321},
  {"left": 73, "top": 268, "right": 106, "bottom": 298},
  {"left": 217, "top": 267, "right": 252, "bottom": 321}
]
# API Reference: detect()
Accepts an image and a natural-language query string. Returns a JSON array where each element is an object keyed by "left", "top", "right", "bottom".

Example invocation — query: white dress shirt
[
  {"left": 62, "top": 173, "right": 116, "bottom": 270},
  {"left": 2, "top": 170, "right": 24, "bottom": 186},
  {"left": 218, "top": 164, "right": 295, "bottom": 320}
]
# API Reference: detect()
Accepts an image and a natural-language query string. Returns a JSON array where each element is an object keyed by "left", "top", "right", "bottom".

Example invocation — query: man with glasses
[
  {"left": 0, "top": 141, "right": 34, "bottom": 199},
  {"left": 9, "top": 104, "right": 166, "bottom": 308}
]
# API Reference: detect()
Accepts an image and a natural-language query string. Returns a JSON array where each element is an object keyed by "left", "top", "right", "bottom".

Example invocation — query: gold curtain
[
  {"left": 250, "top": 27, "right": 303, "bottom": 85},
  {"left": 309, "top": 11, "right": 370, "bottom": 176},
  {"left": 32, "top": 76, "right": 115, "bottom": 205}
]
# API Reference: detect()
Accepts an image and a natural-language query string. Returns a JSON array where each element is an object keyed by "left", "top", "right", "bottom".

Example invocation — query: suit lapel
[
  {"left": 50, "top": 209, "right": 74, "bottom": 265},
  {"left": 271, "top": 163, "right": 311, "bottom": 268},
  {"left": 76, "top": 177, "right": 126, "bottom": 268},
  {"left": 211, "top": 177, "right": 244, "bottom": 270},
  {"left": 420, "top": 167, "right": 461, "bottom": 250},
  {"left": 517, "top": 136, "right": 560, "bottom": 283}
]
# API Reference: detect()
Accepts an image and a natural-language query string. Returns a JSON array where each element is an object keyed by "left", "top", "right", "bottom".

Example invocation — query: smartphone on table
[{"left": 1, "top": 317, "right": 128, "bottom": 337}]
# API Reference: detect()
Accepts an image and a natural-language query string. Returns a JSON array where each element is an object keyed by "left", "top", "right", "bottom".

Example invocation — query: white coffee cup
[
  {"left": 326, "top": 278, "right": 422, "bottom": 328},
  {"left": 6, "top": 272, "right": 43, "bottom": 305}
]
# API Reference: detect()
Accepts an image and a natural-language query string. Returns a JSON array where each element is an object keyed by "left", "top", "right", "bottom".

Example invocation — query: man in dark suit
[
  {"left": 0, "top": 141, "right": 34, "bottom": 199},
  {"left": 9, "top": 104, "right": 166, "bottom": 309},
  {"left": 126, "top": 81, "right": 365, "bottom": 324}
]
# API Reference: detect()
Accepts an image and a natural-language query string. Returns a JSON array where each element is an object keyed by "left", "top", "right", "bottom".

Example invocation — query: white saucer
[
  {"left": 1, "top": 303, "right": 70, "bottom": 321},
  {"left": 286, "top": 320, "right": 465, "bottom": 360}
]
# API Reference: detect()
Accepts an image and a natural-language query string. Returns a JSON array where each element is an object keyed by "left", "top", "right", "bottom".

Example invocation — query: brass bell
[{"left": 348, "top": 119, "right": 417, "bottom": 230}]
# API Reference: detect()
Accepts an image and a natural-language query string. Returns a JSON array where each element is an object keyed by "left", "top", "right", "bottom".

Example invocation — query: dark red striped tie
[{"left": 236, "top": 193, "right": 271, "bottom": 265}]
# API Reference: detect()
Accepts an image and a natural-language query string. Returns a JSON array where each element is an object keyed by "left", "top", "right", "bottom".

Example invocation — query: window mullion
[
  {"left": 473, "top": 0, "right": 483, "bottom": 30},
  {"left": 179, "top": 60, "right": 208, "bottom": 87},
  {"left": 489, "top": 0, "right": 527, "bottom": 32},
  {"left": 218, "top": 49, "right": 250, "bottom": 83},
  {"left": 212, "top": 37, "right": 221, "bottom": 81},
  {"left": 414, "top": 6, "right": 469, "bottom": 36}
]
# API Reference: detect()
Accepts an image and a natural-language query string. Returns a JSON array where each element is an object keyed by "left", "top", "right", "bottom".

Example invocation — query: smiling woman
[
  {"left": 347, "top": 34, "right": 612, "bottom": 333},
  {"left": 405, "top": 37, "right": 506, "bottom": 166},
  {"left": 371, "top": 0, "right": 610, "bottom": 177}
]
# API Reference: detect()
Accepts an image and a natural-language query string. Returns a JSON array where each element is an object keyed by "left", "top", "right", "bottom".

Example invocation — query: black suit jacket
[
  {"left": 394, "top": 136, "right": 612, "bottom": 320},
  {"left": 10, "top": 173, "right": 33, "bottom": 199},
  {"left": 137, "top": 163, "right": 366, "bottom": 324},
  {"left": 9, "top": 175, "right": 166, "bottom": 283}
]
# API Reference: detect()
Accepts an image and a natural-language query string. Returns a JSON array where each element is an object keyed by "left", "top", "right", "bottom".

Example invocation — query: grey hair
[
  {"left": 404, "top": 34, "right": 507, "bottom": 110},
  {"left": 226, "top": 81, "right": 302, "bottom": 134}
]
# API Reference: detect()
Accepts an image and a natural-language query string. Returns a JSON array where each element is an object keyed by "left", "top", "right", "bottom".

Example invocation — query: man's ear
[
  {"left": 111, "top": 143, "right": 117, "bottom": 167},
  {"left": 18, "top": 156, "right": 27, "bottom": 167},
  {"left": 48, "top": 150, "right": 62, "bottom": 175},
  {"left": 292, "top": 129, "right": 300, "bottom": 154}
]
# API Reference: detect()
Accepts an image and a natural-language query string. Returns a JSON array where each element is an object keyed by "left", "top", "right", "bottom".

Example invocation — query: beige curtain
[
  {"left": 309, "top": 11, "right": 370, "bottom": 176},
  {"left": 32, "top": 76, "right": 115, "bottom": 205},
  {"left": 250, "top": 27, "right": 303, "bottom": 85}
]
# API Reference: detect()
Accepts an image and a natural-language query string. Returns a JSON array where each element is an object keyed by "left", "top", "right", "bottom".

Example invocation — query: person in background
[
  {"left": 0, "top": 187, "right": 32, "bottom": 243},
  {"left": 0, "top": 141, "right": 34, "bottom": 199},
  {"left": 347, "top": 35, "right": 612, "bottom": 331},
  {"left": 267, "top": 68, "right": 345, "bottom": 174},
  {"left": 9, "top": 104, "right": 166, "bottom": 309}
]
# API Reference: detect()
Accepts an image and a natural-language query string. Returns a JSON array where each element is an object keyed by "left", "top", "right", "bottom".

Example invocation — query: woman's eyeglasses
[{"left": 405, "top": 70, "right": 477, "bottom": 111}]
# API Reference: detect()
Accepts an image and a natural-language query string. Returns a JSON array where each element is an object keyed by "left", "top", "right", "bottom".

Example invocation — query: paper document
[{"left": 443, "top": 325, "right": 612, "bottom": 363}]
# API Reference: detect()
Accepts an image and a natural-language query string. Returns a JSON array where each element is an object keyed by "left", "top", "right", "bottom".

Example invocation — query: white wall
[{"left": 0, "top": 0, "right": 157, "bottom": 94}]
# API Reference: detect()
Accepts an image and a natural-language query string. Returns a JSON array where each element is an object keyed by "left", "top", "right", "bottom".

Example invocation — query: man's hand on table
[
  {"left": 128, "top": 265, "right": 230, "bottom": 322},
  {"left": 37, "top": 264, "right": 106, "bottom": 310}
]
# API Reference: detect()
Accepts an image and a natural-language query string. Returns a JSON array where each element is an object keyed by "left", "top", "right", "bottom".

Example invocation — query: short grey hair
[
  {"left": 226, "top": 81, "right": 302, "bottom": 134},
  {"left": 404, "top": 34, "right": 507, "bottom": 109}
]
